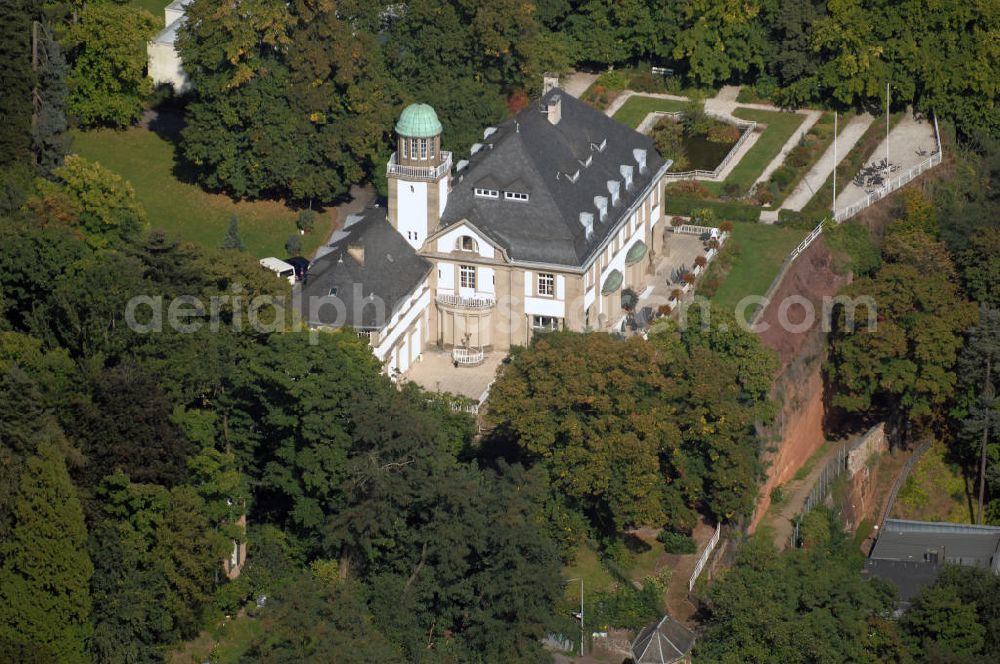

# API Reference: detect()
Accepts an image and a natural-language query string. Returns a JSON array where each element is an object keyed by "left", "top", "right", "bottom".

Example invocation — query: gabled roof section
[
  {"left": 440, "top": 88, "right": 667, "bottom": 267},
  {"left": 300, "top": 209, "right": 431, "bottom": 329}
]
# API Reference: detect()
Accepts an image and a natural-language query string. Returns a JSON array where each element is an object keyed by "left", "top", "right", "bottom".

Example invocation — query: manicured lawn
[
  {"left": 613, "top": 95, "right": 689, "bottom": 129},
  {"left": 72, "top": 127, "right": 336, "bottom": 259},
  {"left": 710, "top": 221, "right": 806, "bottom": 313},
  {"left": 706, "top": 108, "right": 807, "bottom": 195}
]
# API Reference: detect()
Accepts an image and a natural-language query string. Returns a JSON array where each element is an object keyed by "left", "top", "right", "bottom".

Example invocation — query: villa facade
[{"left": 301, "top": 78, "right": 671, "bottom": 375}]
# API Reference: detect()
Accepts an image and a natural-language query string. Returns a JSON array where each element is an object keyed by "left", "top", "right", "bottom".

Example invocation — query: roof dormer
[{"left": 594, "top": 195, "right": 608, "bottom": 222}]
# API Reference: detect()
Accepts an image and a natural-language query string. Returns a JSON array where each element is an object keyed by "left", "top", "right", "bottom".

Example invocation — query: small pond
[{"left": 682, "top": 132, "right": 738, "bottom": 171}]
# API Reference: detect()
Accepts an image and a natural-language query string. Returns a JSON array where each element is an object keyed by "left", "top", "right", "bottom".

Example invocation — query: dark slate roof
[
  {"left": 299, "top": 209, "right": 431, "bottom": 329},
  {"left": 862, "top": 559, "right": 942, "bottom": 604},
  {"left": 441, "top": 88, "right": 667, "bottom": 267},
  {"left": 631, "top": 615, "right": 695, "bottom": 664},
  {"left": 869, "top": 519, "right": 1000, "bottom": 570}
]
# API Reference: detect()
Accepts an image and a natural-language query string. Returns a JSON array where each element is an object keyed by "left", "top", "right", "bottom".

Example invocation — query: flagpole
[{"left": 885, "top": 82, "right": 890, "bottom": 174}]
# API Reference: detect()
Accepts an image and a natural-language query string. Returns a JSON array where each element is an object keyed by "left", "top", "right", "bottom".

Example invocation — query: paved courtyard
[
  {"left": 637, "top": 232, "right": 707, "bottom": 312},
  {"left": 405, "top": 349, "right": 506, "bottom": 401},
  {"left": 834, "top": 111, "right": 938, "bottom": 211}
]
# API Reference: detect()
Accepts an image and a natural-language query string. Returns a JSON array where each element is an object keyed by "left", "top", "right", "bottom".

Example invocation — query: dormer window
[
  {"left": 457, "top": 235, "right": 479, "bottom": 252},
  {"left": 594, "top": 195, "right": 608, "bottom": 222},
  {"left": 580, "top": 212, "right": 594, "bottom": 239},
  {"left": 567, "top": 170, "right": 581, "bottom": 184},
  {"left": 474, "top": 188, "right": 499, "bottom": 198},
  {"left": 504, "top": 191, "right": 529, "bottom": 201},
  {"left": 620, "top": 164, "right": 634, "bottom": 189},
  {"left": 607, "top": 180, "right": 620, "bottom": 206},
  {"left": 578, "top": 154, "right": 593, "bottom": 168}
]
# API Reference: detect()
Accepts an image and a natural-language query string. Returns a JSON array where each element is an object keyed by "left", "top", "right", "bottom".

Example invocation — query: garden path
[
  {"left": 780, "top": 113, "right": 875, "bottom": 212},
  {"left": 562, "top": 71, "right": 599, "bottom": 98}
]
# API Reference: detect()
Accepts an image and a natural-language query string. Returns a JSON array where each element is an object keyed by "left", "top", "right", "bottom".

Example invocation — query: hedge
[{"left": 664, "top": 195, "right": 762, "bottom": 222}]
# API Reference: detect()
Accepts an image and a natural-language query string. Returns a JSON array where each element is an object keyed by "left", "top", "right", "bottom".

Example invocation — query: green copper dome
[{"left": 395, "top": 103, "right": 442, "bottom": 137}]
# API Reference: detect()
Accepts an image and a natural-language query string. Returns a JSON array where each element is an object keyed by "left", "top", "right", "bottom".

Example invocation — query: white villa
[
  {"left": 301, "top": 77, "right": 672, "bottom": 376},
  {"left": 147, "top": 0, "right": 191, "bottom": 92}
]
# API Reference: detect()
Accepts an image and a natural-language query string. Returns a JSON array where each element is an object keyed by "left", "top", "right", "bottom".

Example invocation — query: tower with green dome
[{"left": 387, "top": 103, "right": 452, "bottom": 250}]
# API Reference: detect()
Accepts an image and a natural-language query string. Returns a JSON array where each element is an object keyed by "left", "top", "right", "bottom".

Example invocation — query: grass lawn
[
  {"left": 612, "top": 95, "right": 689, "bottom": 129},
  {"left": 72, "top": 127, "right": 336, "bottom": 259},
  {"left": 709, "top": 221, "right": 806, "bottom": 313},
  {"left": 561, "top": 545, "right": 616, "bottom": 602},
  {"left": 130, "top": 0, "right": 170, "bottom": 20},
  {"left": 703, "top": 108, "right": 807, "bottom": 195}
]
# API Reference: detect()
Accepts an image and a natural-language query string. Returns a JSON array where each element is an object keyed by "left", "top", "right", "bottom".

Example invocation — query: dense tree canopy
[
  {"left": 487, "top": 314, "right": 776, "bottom": 539},
  {"left": 64, "top": 4, "right": 158, "bottom": 128}
]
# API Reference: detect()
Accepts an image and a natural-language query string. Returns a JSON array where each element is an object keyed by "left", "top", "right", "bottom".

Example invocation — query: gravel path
[{"left": 782, "top": 113, "right": 874, "bottom": 212}]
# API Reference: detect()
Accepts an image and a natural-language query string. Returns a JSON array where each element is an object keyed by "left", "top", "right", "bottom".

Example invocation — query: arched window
[{"left": 456, "top": 235, "right": 479, "bottom": 252}]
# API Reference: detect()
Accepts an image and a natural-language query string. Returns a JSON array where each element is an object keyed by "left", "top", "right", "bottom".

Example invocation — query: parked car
[{"left": 284, "top": 256, "right": 310, "bottom": 282}]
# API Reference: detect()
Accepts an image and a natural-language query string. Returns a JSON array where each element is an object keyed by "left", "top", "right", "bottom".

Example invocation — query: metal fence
[
  {"left": 791, "top": 444, "right": 849, "bottom": 546},
  {"left": 833, "top": 114, "right": 942, "bottom": 223},
  {"left": 748, "top": 218, "right": 827, "bottom": 326},
  {"left": 688, "top": 525, "right": 721, "bottom": 592},
  {"left": 833, "top": 152, "right": 942, "bottom": 222}
]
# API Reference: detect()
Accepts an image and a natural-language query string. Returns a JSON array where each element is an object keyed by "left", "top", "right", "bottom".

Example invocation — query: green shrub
[
  {"left": 596, "top": 69, "right": 629, "bottom": 91},
  {"left": 296, "top": 209, "right": 316, "bottom": 233},
  {"left": 770, "top": 166, "right": 795, "bottom": 191},
  {"left": 588, "top": 584, "right": 663, "bottom": 631},
  {"left": 657, "top": 531, "right": 697, "bottom": 554},
  {"left": 824, "top": 221, "right": 881, "bottom": 276}
]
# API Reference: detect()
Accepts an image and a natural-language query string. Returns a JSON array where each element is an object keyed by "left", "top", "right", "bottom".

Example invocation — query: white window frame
[
  {"left": 537, "top": 272, "right": 554, "bottom": 297},
  {"left": 474, "top": 188, "right": 499, "bottom": 198},
  {"left": 504, "top": 191, "right": 529, "bottom": 201},
  {"left": 459, "top": 264, "right": 476, "bottom": 289},
  {"left": 532, "top": 315, "right": 560, "bottom": 331},
  {"left": 457, "top": 235, "right": 478, "bottom": 252}
]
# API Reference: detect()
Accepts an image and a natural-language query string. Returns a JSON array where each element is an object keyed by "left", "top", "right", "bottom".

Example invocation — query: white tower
[{"left": 387, "top": 103, "right": 451, "bottom": 250}]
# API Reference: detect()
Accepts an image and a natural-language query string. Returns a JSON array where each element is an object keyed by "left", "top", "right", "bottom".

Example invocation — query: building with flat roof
[{"left": 863, "top": 519, "right": 1000, "bottom": 606}]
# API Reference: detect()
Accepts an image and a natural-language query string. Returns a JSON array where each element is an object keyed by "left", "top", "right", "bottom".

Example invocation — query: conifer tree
[
  {"left": 222, "top": 214, "right": 245, "bottom": 251},
  {"left": 0, "top": 0, "right": 35, "bottom": 168},
  {"left": 0, "top": 441, "right": 93, "bottom": 663},
  {"left": 33, "top": 23, "right": 69, "bottom": 176}
]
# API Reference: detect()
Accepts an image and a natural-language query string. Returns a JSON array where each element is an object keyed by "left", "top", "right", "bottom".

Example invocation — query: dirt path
[
  {"left": 782, "top": 113, "right": 875, "bottom": 212},
  {"left": 662, "top": 520, "right": 715, "bottom": 624},
  {"left": 763, "top": 440, "right": 844, "bottom": 549}
]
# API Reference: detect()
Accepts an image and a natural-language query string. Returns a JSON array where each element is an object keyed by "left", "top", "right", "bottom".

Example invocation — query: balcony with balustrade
[
  {"left": 387, "top": 151, "right": 453, "bottom": 181},
  {"left": 435, "top": 292, "right": 496, "bottom": 311}
]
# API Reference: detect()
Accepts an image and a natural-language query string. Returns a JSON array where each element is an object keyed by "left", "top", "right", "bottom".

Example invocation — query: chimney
[
  {"left": 542, "top": 72, "right": 559, "bottom": 95},
  {"left": 347, "top": 244, "right": 365, "bottom": 265},
  {"left": 547, "top": 94, "right": 562, "bottom": 125}
]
